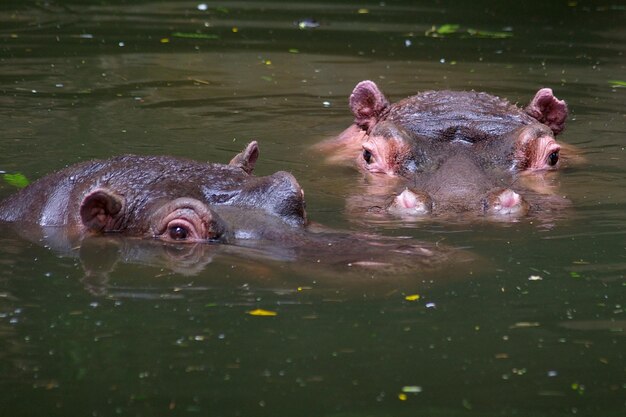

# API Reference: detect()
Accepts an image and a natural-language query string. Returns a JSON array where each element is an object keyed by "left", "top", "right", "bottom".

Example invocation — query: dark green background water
[{"left": 0, "top": 1, "right": 624, "bottom": 416}]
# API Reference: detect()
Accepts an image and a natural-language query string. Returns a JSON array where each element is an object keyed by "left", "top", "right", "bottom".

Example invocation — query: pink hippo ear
[
  {"left": 229, "top": 140, "right": 259, "bottom": 174},
  {"left": 349, "top": 80, "right": 390, "bottom": 131},
  {"left": 80, "top": 188, "right": 125, "bottom": 232},
  {"left": 525, "top": 88, "right": 569, "bottom": 135}
]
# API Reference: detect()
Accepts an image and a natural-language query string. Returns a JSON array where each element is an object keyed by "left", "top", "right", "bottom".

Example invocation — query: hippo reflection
[
  {"left": 0, "top": 142, "right": 465, "bottom": 294},
  {"left": 320, "top": 80, "right": 572, "bottom": 220},
  {"left": 2, "top": 222, "right": 463, "bottom": 296}
]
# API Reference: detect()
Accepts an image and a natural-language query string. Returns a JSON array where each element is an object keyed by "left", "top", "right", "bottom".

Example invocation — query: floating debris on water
[
  {"left": 295, "top": 18, "right": 320, "bottom": 30},
  {"left": 247, "top": 309, "right": 278, "bottom": 317}
]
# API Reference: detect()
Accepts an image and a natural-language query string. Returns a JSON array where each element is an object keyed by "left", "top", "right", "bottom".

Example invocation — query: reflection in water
[
  {"left": 343, "top": 172, "right": 573, "bottom": 229},
  {"left": 1, "top": 222, "right": 473, "bottom": 297}
]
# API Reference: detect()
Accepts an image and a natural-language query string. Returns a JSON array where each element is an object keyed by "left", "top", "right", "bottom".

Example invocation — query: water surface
[{"left": 1, "top": 1, "right": 624, "bottom": 416}]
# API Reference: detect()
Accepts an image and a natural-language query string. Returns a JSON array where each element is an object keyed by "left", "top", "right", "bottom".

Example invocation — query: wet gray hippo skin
[
  {"left": 0, "top": 140, "right": 463, "bottom": 294},
  {"left": 329, "top": 80, "right": 569, "bottom": 218},
  {"left": 0, "top": 142, "right": 306, "bottom": 243}
]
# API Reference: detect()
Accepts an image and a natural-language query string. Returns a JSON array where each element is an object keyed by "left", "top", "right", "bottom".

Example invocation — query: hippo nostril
[
  {"left": 486, "top": 188, "right": 529, "bottom": 217},
  {"left": 388, "top": 188, "right": 432, "bottom": 216},
  {"left": 499, "top": 189, "right": 521, "bottom": 208}
]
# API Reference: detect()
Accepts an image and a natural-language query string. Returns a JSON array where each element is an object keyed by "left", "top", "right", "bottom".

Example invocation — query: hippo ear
[
  {"left": 525, "top": 88, "right": 568, "bottom": 135},
  {"left": 349, "top": 80, "right": 390, "bottom": 131},
  {"left": 229, "top": 141, "right": 259, "bottom": 174},
  {"left": 79, "top": 188, "right": 125, "bottom": 232}
]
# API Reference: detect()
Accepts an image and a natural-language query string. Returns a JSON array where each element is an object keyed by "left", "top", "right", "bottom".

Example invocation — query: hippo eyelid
[
  {"left": 362, "top": 148, "right": 374, "bottom": 164},
  {"left": 151, "top": 198, "right": 227, "bottom": 243},
  {"left": 362, "top": 143, "right": 376, "bottom": 160}
]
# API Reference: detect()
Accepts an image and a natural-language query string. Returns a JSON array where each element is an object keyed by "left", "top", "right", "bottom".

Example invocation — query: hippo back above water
[{"left": 0, "top": 142, "right": 306, "bottom": 243}]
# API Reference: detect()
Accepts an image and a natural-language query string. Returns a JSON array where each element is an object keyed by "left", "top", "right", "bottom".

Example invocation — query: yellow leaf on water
[
  {"left": 247, "top": 309, "right": 277, "bottom": 317},
  {"left": 405, "top": 294, "right": 420, "bottom": 301}
]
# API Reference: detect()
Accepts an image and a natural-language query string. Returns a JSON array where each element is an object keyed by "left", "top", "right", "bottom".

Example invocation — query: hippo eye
[
  {"left": 168, "top": 225, "right": 189, "bottom": 240},
  {"left": 363, "top": 149, "right": 373, "bottom": 164},
  {"left": 547, "top": 150, "right": 559, "bottom": 166}
]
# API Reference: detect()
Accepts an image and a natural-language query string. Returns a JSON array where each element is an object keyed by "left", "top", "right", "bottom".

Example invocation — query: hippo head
[
  {"left": 347, "top": 81, "right": 569, "bottom": 218},
  {"left": 14, "top": 141, "right": 308, "bottom": 243}
]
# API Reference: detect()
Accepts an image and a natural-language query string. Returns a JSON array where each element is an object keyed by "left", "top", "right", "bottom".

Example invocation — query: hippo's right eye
[
  {"left": 363, "top": 149, "right": 373, "bottom": 164},
  {"left": 168, "top": 225, "right": 189, "bottom": 241},
  {"left": 547, "top": 150, "right": 559, "bottom": 166}
]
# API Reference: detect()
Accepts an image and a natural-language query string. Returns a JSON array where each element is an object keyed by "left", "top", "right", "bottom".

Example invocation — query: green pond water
[{"left": 0, "top": 1, "right": 624, "bottom": 416}]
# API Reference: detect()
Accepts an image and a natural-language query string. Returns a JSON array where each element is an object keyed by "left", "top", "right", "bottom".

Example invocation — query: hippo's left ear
[
  {"left": 349, "top": 80, "right": 390, "bottom": 131},
  {"left": 229, "top": 141, "right": 259, "bottom": 174},
  {"left": 79, "top": 188, "right": 125, "bottom": 233},
  {"left": 525, "top": 88, "right": 568, "bottom": 135}
]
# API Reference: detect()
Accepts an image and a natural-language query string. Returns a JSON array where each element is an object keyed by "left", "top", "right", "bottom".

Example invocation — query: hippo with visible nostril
[
  {"left": 320, "top": 80, "right": 572, "bottom": 220},
  {"left": 0, "top": 141, "right": 465, "bottom": 278}
]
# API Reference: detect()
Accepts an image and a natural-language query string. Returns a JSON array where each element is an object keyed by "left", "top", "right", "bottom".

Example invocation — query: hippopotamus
[
  {"left": 0, "top": 142, "right": 462, "bottom": 291},
  {"left": 0, "top": 142, "right": 306, "bottom": 242},
  {"left": 320, "top": 80, "right": 571, "bottom": 219}
]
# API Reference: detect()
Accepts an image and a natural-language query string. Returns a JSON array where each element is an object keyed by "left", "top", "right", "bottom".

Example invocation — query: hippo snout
[
  {"left": 233, "top": 170, "right": 307, "bottom": 228},
  {"left": 387, "top": 186, "right": 529, "bottom": 218},
  {"left": 385, "top": 152, "right": 531, "bottom": 218},
  {"left": 266, "top": 171, "right": 307, "bottom": 226}
]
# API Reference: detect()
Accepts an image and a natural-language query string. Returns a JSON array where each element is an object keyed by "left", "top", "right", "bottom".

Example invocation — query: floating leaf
[
  {"left": 405, "top": 294, "right": 420, "bottom": 301},
  {"left": 247, "top": 309, "right": 277, "bottom": 317},
  {"left": 425, "top": 24, "right": 459, "bottom": 37},
  {"left": 609, "top": 80, "right": 626, "bottom": 87},
  {"left": 510, "top": 322, "right": 540, "bottom": 328},
  {"left": 467, "top": 28, "right": 513, "bottom": 38},
  {"left": 571, "top": 382, "right": 585, "bottom": 395},
  {"left": 398, "top": 393, "right": 407, "bottom": 401},
  {"left": 3, "top": 173, "right": 29, "bottom": 188},
  {"left": 402, "top": 385, "right": 422, "bottom": 393},
  {"left": 171, "top": 32, "right": 220, "bottom": 40},
  {"left": 437, "top": 24, "right": 460, "bottom": 35},
  {"left": 426, "top": 24, "right": 512, "bottom": 39},
  {"left": 462, "top": 398, "right": 473, "bottom": 410}
]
